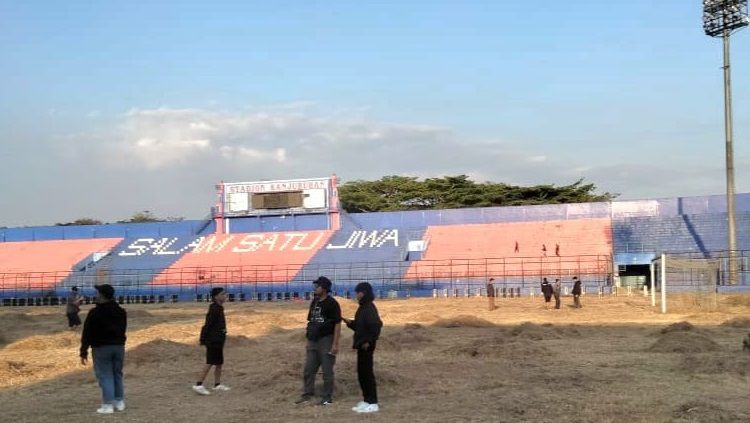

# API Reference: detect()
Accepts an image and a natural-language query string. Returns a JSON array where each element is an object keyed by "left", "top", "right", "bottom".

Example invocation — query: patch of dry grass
[{"left": 1, "top": 295, "right": 749, "bottom": 422}]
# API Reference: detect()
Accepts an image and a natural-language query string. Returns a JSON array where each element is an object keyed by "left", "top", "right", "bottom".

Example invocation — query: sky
[{"left": 0, "top": 0, "right": 748, "bottom": 226}]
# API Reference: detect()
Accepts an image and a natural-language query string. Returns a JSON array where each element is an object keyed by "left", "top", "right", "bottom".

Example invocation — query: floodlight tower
[{"left": 703, "top": 0, "right": 748, "bottom": 284}]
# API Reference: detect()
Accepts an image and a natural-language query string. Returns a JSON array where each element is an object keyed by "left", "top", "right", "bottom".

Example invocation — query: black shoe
[
  {"left": 318, "top": 399, "right": 333, "bottom": 406},
  {"left": 294, "top": 396, "right": 312, "bottom": 404}
]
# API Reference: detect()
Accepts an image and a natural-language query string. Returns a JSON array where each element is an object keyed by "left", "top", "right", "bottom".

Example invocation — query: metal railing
[{"left": 0, "top": 254, "right": 613, "bottom": 301}]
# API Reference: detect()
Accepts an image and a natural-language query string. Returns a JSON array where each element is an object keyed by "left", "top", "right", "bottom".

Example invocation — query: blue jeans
[{"left": 92, "top": 345, "right": 125, "bottom": 403}]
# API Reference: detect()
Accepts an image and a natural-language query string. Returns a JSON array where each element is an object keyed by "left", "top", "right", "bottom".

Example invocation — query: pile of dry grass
[
  {"left": 648, "top": 331, "right": 720, "bottom": 353},
  {"left": 679, "top": 354, "right": 750, "bottom": 376},
  {"left": 378, "top": 324, "right": 435, "bottom": 351},
  {"left": 1, "top": 312, "right": 35, "bottom": 324},
  {"left": 721, "top": 294, "right": 750, "bottom": 308},
  {"left": 720, "top": 317, "right": 750, "bottom": 328},
  {"left": 672, "top": 400, "right": 744, "bottom": 422},
  {"left": 660, "top": 321, "right": 696, "bottom": 334},
  {"left": 127, "top": 309, "right": 155, "bottom": 319},
  {"left": 431, "top": 315, "right": 494, "bottom": 328},
  {"left": 127, "top": 339, "right": 199, "bottom": 366},
  {"left": 5, "top": 333, "right": 76, "bottom": 351},
  {"left": 445, "top": 333, "right": 550, "bottom": 359},
  {"left": 509, "top": 322, "right": 581, "bottom": 340}
]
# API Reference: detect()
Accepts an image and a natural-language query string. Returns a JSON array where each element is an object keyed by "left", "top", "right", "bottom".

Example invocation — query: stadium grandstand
[{"left": 2, "top": 174, "right": 750, "bottom": 305}]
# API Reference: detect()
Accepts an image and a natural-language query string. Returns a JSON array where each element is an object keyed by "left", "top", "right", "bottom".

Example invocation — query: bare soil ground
[{"left": 1, "top": 294, "right": 750, "bottom": 423}]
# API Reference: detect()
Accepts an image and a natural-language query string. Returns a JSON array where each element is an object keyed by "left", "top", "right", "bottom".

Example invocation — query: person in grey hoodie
[{"left": 343, "top": 282, "right": 383, "bottom": 414}]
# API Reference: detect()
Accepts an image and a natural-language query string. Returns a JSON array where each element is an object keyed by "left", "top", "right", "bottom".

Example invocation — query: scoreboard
[{"left": 218, "top": 176, "right": 337, "bottom": 216}]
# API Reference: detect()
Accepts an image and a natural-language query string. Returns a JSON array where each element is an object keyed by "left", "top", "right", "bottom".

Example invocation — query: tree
[
  {"left": 338, "top": 175, "right": 617, "bottom": 212},
  {"left": 117, "top": 210, "right": 182, "bottom": 223},
  {"left": 55, "top": 218, "right": 103, "bottom": 226}
]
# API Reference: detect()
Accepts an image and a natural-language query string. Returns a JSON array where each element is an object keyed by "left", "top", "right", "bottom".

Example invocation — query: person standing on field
[
  {"left": 79, "top": 284, "right": 127, "bottom": 415},
  {"left": 541, "top": 278, "right": 553, "bottom": 309},
  {"left": 66, "top": 286, "right": 83, "bottom": 330},
  {"left": 486, "top": 278, "right": 497, "bottom": 311},
  {"left": 193, "top": 287, "right": 230, "bottom": 395},
  {"left": 553, "top": 278, "right": 562, "bottom": 310},
  {"left": 295, "top": 276, "right": 342, "bottom": 406},
  {"left": 572, "top": 277, "right": 582, "bottom": 308},
  {"left": 343, "top": 282, "right": 383, "bottom": 414}
]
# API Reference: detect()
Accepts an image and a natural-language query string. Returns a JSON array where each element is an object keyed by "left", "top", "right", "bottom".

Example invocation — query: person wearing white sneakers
[
  {"left": 79, "top": 284, "right": 127, "bottom": 414},
  {"left": 343, "top": 282, "right": 382, "bottom": 414},
  {"left": 193, "top": 287, "right": 230, "bottom": 395}
]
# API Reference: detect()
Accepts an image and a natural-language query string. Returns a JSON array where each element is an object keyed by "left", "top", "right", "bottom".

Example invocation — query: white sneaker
[
  {"left": 96, "top": 404, "right": 114, "bottom": 414},
  {"left": 357, "top": 403, "right": 379, "bottom": 413},
  {"left": 192, "top": 385, "right": 211, "bottom": 395},
  {"left": 113, "top": 400, "right": 126, "bottom": 411},
  {"left": 352, "top": 401, "right": 369, "bottom": 412},
  {"left": 212, "top": 384, "right": 231, "bottom": 391}
]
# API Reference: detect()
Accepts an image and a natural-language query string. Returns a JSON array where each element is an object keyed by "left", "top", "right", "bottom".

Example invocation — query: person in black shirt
[
  {"left": 343, "top": 282, "right": 382, "bottom": 414},
  {"left": 541, "top": 278, "right": 553, "bottom": 309},
  {"left": 295, "top": 276, "right": 341, "bottom": 406},
  {"left": 66, "top": 286, "right": 83, "bottom": 330},
  {"left": 79, "top": 284, "right": 127, "bottom": 415},
  {"left": 193, "top": 287, "right": 229, "bottom": 395},
  {"left": 572, "top": 276, "right": 582, "bottom": 308}
]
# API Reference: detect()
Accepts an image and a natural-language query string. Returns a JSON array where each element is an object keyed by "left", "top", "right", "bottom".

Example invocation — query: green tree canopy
[
  {"left": 117, "top": 210, "right": 183, "bottom": 223},
  {"left": 55, "top": 218, "right": 103, "bottom": 226},
  {"left": 338, "top": 175, "right": 617, "bottom": 213}
]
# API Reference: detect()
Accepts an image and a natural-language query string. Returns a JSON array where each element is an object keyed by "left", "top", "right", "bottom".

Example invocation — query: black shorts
[
  {"left": 66, "top": 313, "right": 81, "bottom": 327},
  {"left": 206, "top": 344, "right": 224, "bottom": 365},
  {"left": 544, "top": 295, "right": 552, "bottom": 303}
]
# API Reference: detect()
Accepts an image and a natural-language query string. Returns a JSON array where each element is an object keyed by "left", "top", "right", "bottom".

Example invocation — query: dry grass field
[{"left": 1, "top": 294, "right": 750, "bottom": 422}]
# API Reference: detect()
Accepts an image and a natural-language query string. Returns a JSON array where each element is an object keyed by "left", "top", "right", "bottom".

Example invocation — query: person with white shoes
[
  {"left": 79, "top": 284, "right": 127, "bottom": 414},
  {"left": 192, "top": 287, "right": 230, "bottom": 395},
  {"left": 343, "top": 282, "right": 382, "bottom": 414}
]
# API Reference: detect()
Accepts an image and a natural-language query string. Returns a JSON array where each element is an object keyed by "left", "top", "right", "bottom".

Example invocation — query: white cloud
[{"left": 16, "top": 103, "right": 736, "bottom": 227}]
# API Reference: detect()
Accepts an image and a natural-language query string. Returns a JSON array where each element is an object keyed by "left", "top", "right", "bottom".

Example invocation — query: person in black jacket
[
  {"left": 66, "top": 286, "right": 83, "bottom": 330},
  {"left": 193, "top": 287, "right": 229, "bottom": 395},
  {"left": 343, "top": 282, "right": 382, "bottom": 414},
  {"left": 541, "top": 278, "right": 553, "bottom": 310},
  {"left": 79, "top": 284, "right": 127, "bottom": 415},
  {"left": 572, "top": 276, "right": 582, "bottom": 308}
]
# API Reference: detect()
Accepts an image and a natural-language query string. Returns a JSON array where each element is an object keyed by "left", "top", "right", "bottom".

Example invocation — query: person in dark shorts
[
  {"left": 295, "top": 276, "right": 342, "bottom": 406},
  {"left": 541, "top": 278, "right": 553, "bottom": 309},
  {"left": 193, "top": 287, "right": 229, "bottom": 395},
  {"left": 66, "top": 286, "right": 83, "bottom": 330},
  {"left": 343, "top": 282, "right": 383, "bottom": 414}
]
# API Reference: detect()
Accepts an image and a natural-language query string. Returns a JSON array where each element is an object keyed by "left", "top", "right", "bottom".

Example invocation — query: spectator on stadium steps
[
  {"left": 542, "top": 244, "right": 547, "bottom": 257},
  {"left": 66, "top": 286, "right": 83, "bottom": 330},
  {"left": 572, "top": 277, "right": 582, "bottom": 308},
  {"left": 343, "top": 282, "right": 383, "bottom": 414},
  {"left": 486, "top": 278, "right": 497, "bottom": 311},
  {"left": 541, "top": 278, "right": 553, "bottom": 309},
  {"left": 555, "top": 243, "right": 560, "bottom": 257},
  {"left": 79, "top": 284, "right": 127, "bottom": 415},
  {"left": 553, "top": 279, "right": 562, "bottom": 309},
  {"left": 295, "top": 276, "right": 342, "bottom": 406},
  {"left": 514, "top": 241, "right": 519, "bottom": 253},
  {"left": 193, "top": 287, "right": 230, "bottom": 396}
]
